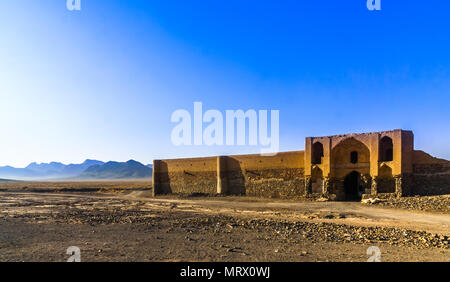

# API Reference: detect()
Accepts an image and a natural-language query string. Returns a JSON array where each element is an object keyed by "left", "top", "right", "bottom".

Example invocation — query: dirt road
[{"left": 123, "top": 192, "right": 450, "bottom": 235}]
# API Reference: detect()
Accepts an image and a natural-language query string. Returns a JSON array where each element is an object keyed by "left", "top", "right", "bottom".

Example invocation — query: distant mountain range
[
  {"left": 78, "top": 160, "right": 152, "bottom": 179},
  {"left": 0, "top": 159, "right": 153, "bottom": 180},
  {"left": 0, "top": 178, "right": 16, "bottom": 182}
]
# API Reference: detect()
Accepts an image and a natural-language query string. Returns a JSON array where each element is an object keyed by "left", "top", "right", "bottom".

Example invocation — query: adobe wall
[
  {"left": 151, "top": 130, "right": 450, "bottom": 199},
  {"left": 411, "top": 150, "right": 450, "bottom": 196},
  {"left": 153, "top": 156, "right": 218, "bottom": 195},
  {"left": 226, "top": 151, "right": 305, "bottom": 198},
  {"left": 153, "top": 151, "right": 306, "bottom": 198}
]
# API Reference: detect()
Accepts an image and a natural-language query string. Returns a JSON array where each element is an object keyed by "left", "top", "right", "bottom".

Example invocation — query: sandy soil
[{"left": 0, "top": 190, "right": 448, "bottom": 262}]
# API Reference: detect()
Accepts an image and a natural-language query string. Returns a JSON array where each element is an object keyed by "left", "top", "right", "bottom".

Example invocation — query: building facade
[
  {"left": 152, "top": 130, "right": 450, "bottom": 200},
  {"left": 304, "top": 130, "right": 413, "bottom": 200}
]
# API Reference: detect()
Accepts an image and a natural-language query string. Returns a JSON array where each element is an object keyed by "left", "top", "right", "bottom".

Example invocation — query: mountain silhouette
[
  {"left": 61, "top": 159, "right": 104, "bottom": 176},
  {"left": 0, "top": 178, "right": 16, "bottom": 182},
  {"left": 0, "top": 159, "right": 104, "bottom": 180},
  {"left": 78, "top": 160, "right": 152, "bottom": 179},
  {"left": 0, "top": 159, "right": 152, "bottom": 180},
  {"left": 0, "top": 165, "right": 41, "bottom": 179},
  {"left": 25, "top": 161, "right": 66, "bottom": 174}
]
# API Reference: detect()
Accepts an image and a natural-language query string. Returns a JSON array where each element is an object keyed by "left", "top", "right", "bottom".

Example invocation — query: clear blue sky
[{"left": 1, "top": 0, "right": 449, "bottom": 167}]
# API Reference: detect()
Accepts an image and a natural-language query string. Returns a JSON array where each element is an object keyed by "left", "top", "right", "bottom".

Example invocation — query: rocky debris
[
  {"left": 307, "top": 212, "right": 346, "bottom": 219},
  {"left": 2, "top": 194, "right": 448, "bottom": 251},
  {"left": 361, "top": 198, "right": 384, "bottom": 205},
  {"left": 168, "top": 216, "right": 449, "bottom": 250},
  {"left": 316, "top": 197, "right": 330, "bottom": 202},
  {"left": 19, "top": 202, "right": 446, "bottom": 250},
  {"left": 370, "top": 195, "right": 449, "bottom": 213}
]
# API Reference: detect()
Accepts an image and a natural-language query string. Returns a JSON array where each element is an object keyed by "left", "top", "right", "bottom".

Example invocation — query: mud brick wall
[
  {"left": 153, "top": 151, "right": 306, "bottom": 198},
  {"left": 413, "top": 163, "right": 450, "bottom": 174},
  {"left": 411, "top": 150, "right": 450, "bottom": 196},
  {"left": 377, "top": 178, "right": 396, "bottom": 193},
  {"left": 154, "top": 157, "right": 218, "bottom": 195},
  {"left": 410, "top": 174, "right": 450, "bottom": 196},
  {"left": 152, "top": 133, "right": 450, "bottom": 198},
  {"left": 226, "top": 151, "right": 305, "bottom": 198}
]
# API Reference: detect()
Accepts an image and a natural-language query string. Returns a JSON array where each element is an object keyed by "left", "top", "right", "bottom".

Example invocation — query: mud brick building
[{"left": 152, "top": 130, "right": 450, "bottom": 200}]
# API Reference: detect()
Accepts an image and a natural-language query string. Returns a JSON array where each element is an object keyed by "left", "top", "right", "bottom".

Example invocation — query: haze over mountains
[
  {"left": 0, "top": 160, "right": 153, "bottom": 180},
  {"left": 79, "top": 160, "right": 152, "bottom": 179}
]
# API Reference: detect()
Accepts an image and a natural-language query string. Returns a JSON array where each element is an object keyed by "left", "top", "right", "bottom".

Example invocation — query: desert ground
[{"left": 0, "top": 181, "right": 448, "bottom": 262}]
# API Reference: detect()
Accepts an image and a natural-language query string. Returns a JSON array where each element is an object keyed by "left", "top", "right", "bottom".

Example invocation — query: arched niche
[
  {"left": 377, "top": 164, "right": 395, "bottom": 193},
  {"left": 311, "top": 166, "right": 323, "bottom": 194},
  {"left": 331, "top": 137, "right": 370, "bottom": 178},
  {"left": 379, "top": 136, "right": 394, "bottom": 162},
  {"left": 312, "top": 142, "right": 324, "bottom": 165}
]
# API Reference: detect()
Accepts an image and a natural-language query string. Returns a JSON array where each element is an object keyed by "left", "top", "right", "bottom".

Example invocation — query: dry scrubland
[
  {"left": 0, "top": 181, "right": 448, "bottom": 262},
  {"left": 0, "top": 180, "right": 152, "bottom": 193}
]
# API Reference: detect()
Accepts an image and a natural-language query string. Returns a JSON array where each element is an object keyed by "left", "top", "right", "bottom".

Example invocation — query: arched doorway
[
  {"left": 344, "top": 171, "right": 364, "bottom": 201},
  {"left": 331, "top": 138, "right": 371, "bottom": 200}
]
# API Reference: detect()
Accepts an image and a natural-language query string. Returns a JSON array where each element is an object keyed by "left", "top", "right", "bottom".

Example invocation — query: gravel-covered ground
[
  {"left": 367, "top": 195, "right": 449, "bottom": 213},
  {"left": 0, "top": 191, "right": 448, "bottom": 262}
]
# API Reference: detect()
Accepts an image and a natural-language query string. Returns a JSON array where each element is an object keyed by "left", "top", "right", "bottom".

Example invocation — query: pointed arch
[
  {"left": 332, "top": 138, "right": 370, "bottom": 166},
  {"left": 379, "top": 136, "right": 393, "bottom": 162},
  {"left": 378, "top": 164, "right": 395, "bottom": 193},
  {"left": 312, "top": 142, "right": 324, "bottom": 165}
]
